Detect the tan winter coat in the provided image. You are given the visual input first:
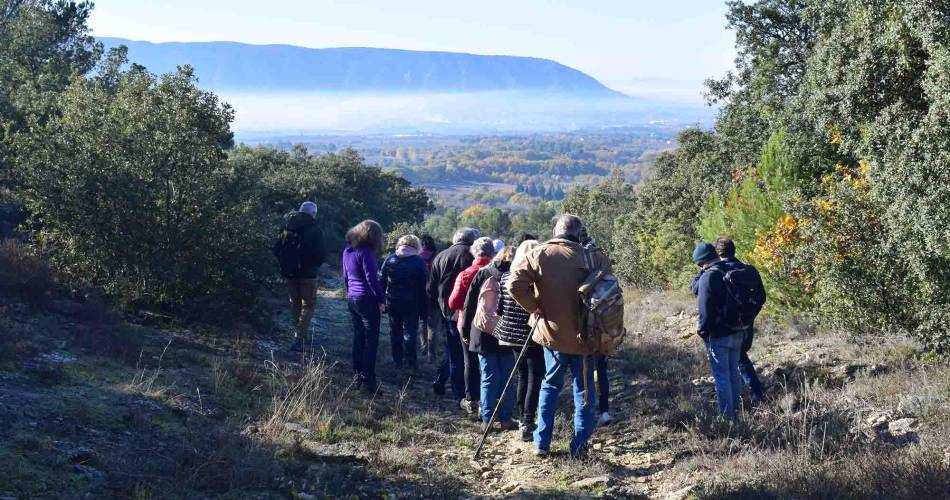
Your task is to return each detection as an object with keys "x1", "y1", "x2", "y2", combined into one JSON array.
[{"x1": 508, "y1": 238, "x2": 611, "y2": 355}]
